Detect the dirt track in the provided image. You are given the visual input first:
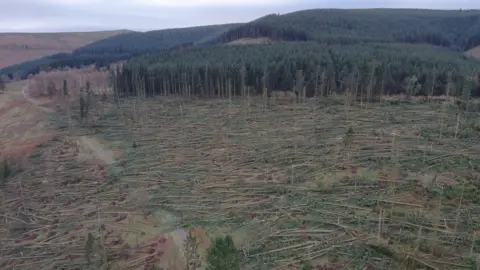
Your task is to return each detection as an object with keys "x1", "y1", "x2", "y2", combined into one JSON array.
[{"x1": 0, "y1": 81, "x2": 54, "y2": 159}]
